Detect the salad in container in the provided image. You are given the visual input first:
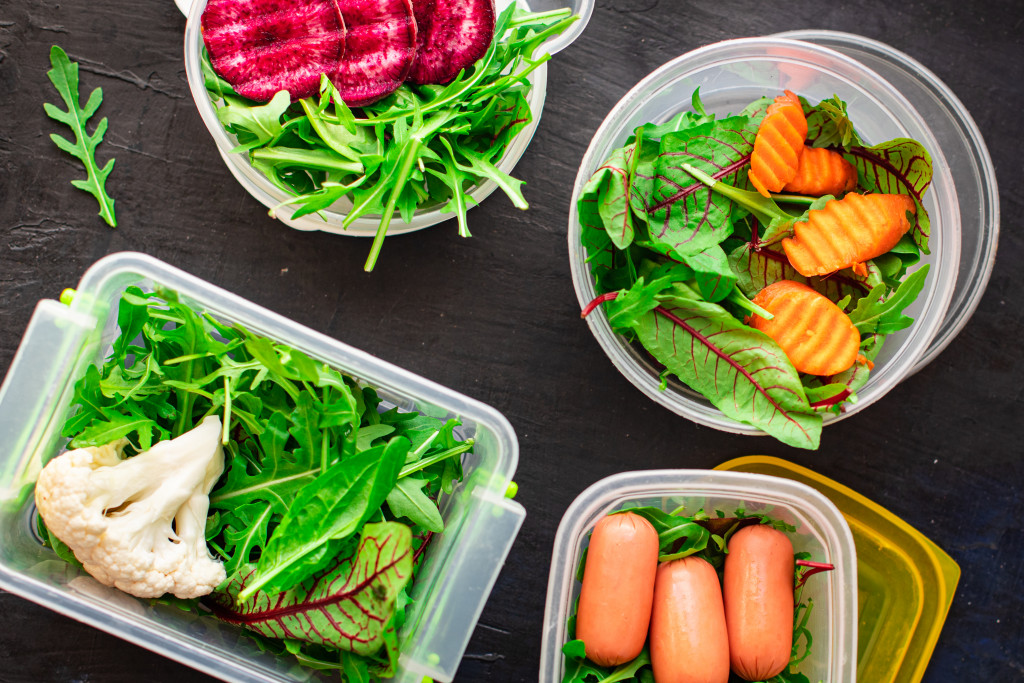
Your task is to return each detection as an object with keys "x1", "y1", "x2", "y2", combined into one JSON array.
[
  {"x1": 0, "y1": 252, "x2": 525, "y2": 683},
  {"x1": 568, "y1": 35, "x2": 988, "y2": 450},
  {"x1": 183, "y1": 0, "x2": 593, "y2": 270}
]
